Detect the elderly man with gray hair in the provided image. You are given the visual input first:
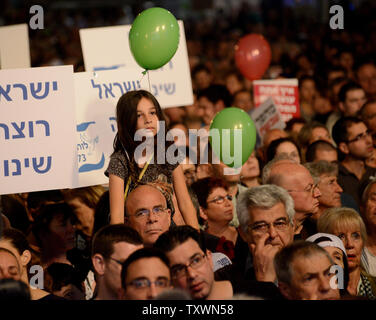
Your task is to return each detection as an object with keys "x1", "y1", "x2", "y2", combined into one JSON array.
[{"x1": 236, "y1": 184, "x2": 295, "y2": 283}]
